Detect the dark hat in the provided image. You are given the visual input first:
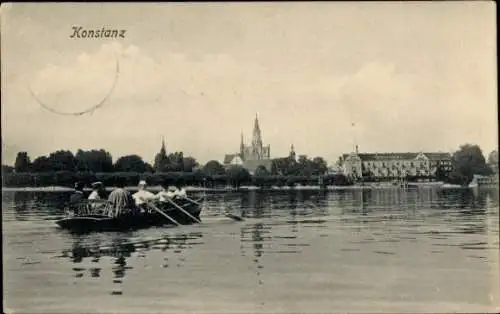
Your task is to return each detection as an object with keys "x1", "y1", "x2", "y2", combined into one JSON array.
[{"x1": 74, "y1": 182, "x2": 84, "y2": 190}]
